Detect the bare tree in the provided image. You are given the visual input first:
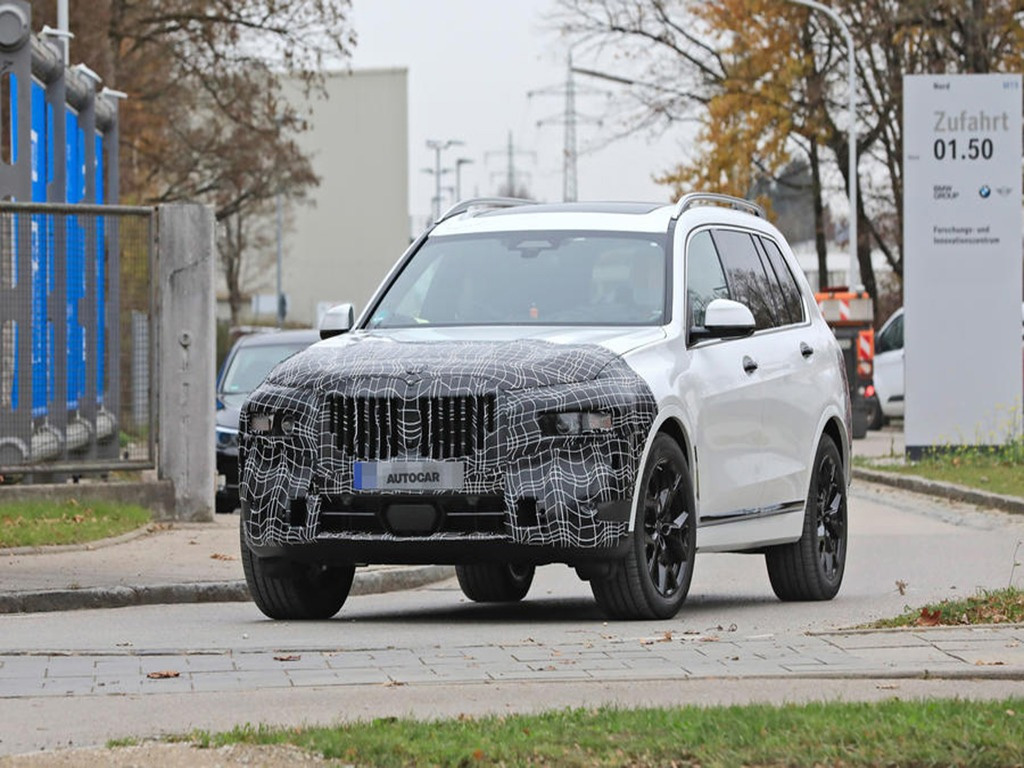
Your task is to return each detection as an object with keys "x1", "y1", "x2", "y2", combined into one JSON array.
[{"x1": 30, "y1": 0, "x2": 356, "y2": 322}]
